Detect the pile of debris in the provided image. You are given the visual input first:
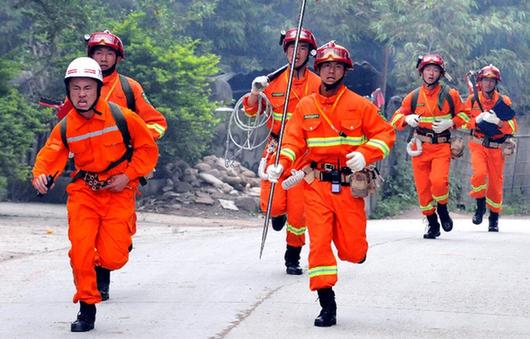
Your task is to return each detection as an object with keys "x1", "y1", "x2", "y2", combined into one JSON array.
[{"x1": 138, "y1": 155, "x2": 262, "y2": 216}]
